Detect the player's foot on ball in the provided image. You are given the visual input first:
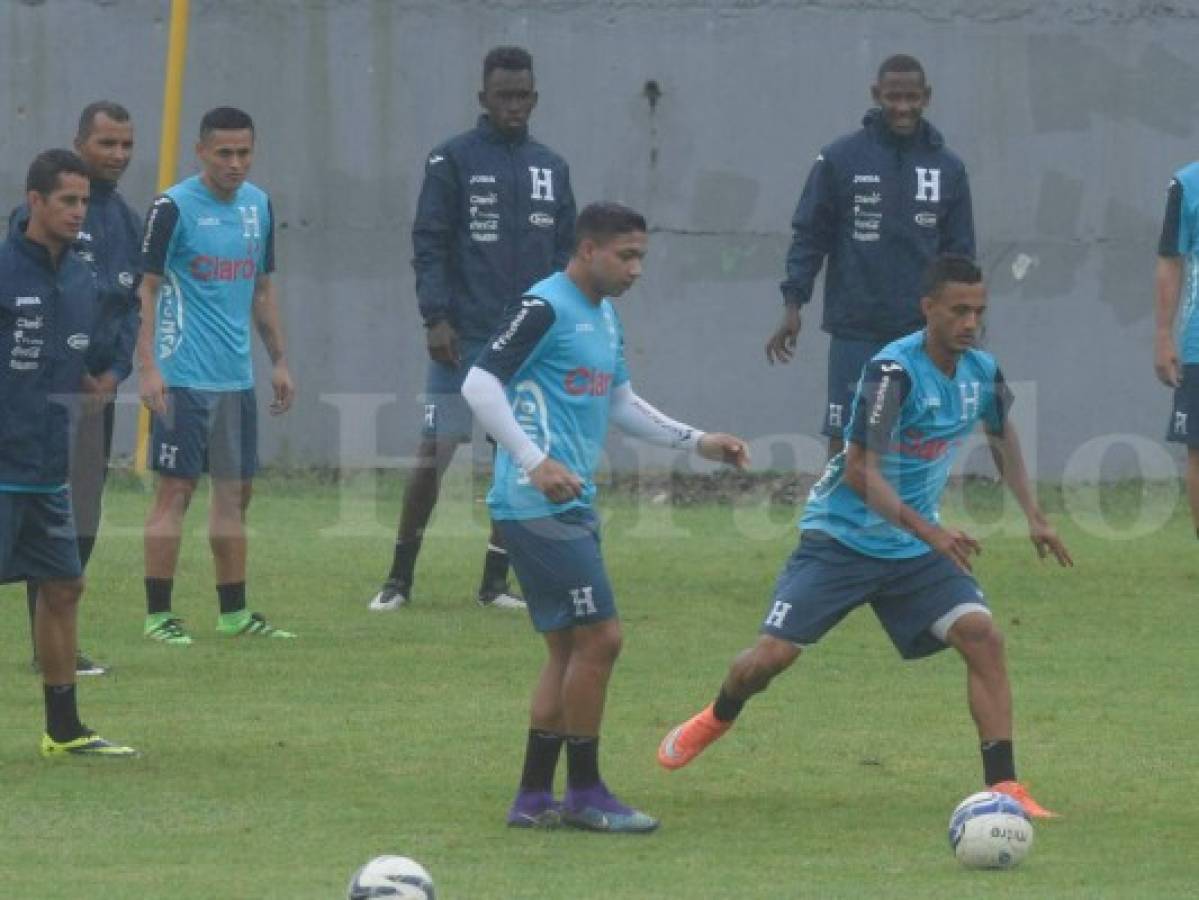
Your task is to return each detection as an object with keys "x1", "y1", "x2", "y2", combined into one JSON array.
[
  {"x1": 368, "y1": 579, "x2": 411, "y2": 611},
  {"x1": 562, "y1": 782, "x2": 659, "y2": 833},
  {"x1": 477, "y1": 582, "x2": 526, "y2": 610},
  {"x1": 41, "y1": 730, "x2": 140, "y2": 759},
  {"x1": 506, "y1": 790, "x2": 562, "y2": 829},
  {"x1": 217, "y1": 611, "x2": 296, "y2": 638},
  {"x1": 658, "y1": 703, "x2": 731, "y2": 770},
  {"x1": 991, "y1": 780, "x2": 1059, "y2": 819},
  {"x1": 144, "y1": 614, "x2": 193, "y2": 646}
]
